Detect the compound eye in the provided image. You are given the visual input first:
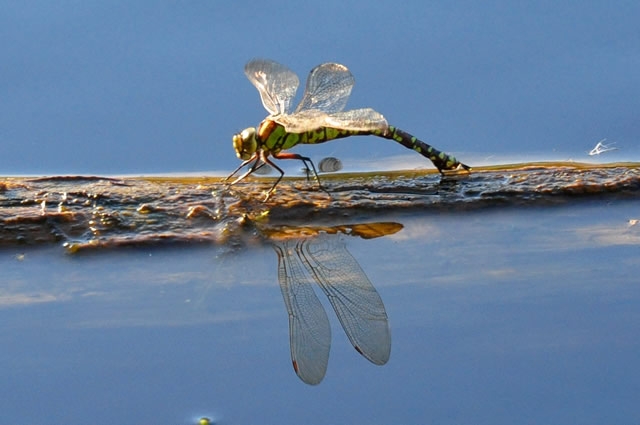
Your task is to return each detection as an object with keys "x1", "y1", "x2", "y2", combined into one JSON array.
[{"x1": 232, "y1": 128, "x2": 257, "y2": 160}]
